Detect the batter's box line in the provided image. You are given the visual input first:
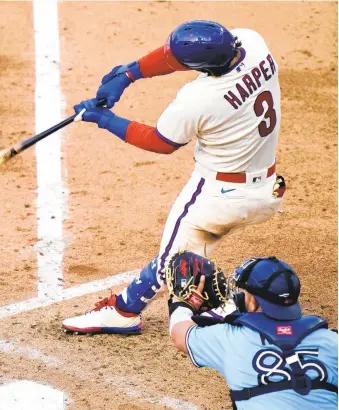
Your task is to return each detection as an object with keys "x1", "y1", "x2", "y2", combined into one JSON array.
[
  {"x1": 0, "y1": 339, "x2": 200, "y2": 410},
  {"x1": 0, "y1": 269, "x2": 139, "y2": 319}
]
